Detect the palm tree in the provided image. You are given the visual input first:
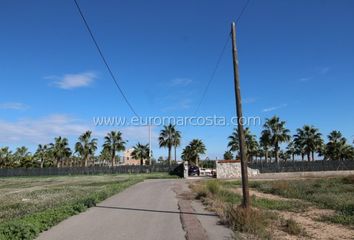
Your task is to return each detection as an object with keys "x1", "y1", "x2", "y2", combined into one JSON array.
[
  {"x1": 159, "y1": 124, "x2": 178, "y2": 165},
  {"x1": 223, "y1": 150, "x2": 233, "y2": 160},
  {"x1": 260, "y1": 131, "x2": 271, "y2": 163},
  {"x1": 75, "y1": 131, "x2": 98, "y2": 167},
  {"x1": 325, "y1": 130, "x2": 350, "y2": 160},
  {"x1": 228, "y1": 127, "x2": 258, "y2": 162},
  {"x1": 99, "y1": 147, "x2": 111, "y2": 166},
  {"x1": 293, "y1": 125, "x2": 322, "y2": 161},
  {"x1": 263, "y1": 116, "x2": 291, "y2": 163},
  {"x1": 173, "y1": 129, "x2": 181, "y2": 163},
  {"x1": 103, "y1": 131, "x2": 126, "y2": 167},
  {"x1": 49, "y1": 137, "x2": 71, "y2": 168},
  {"x1": 182, "y1": 139, "x2": 206, "y2": 166},
  {"x1": 14, "y1": 146, "x2": 33, "y2": 168},
  {"x1": 35, "y1": 144, "x2": 49, "y2": 168},
  {"x1": 0, "y1": 147, "x2": 13, "y2": 168},
  {"x1": 131, "y1": 143, "x2": 149, "y2": 165},
  {"x1": 286, "y1": 140, "x2": 296, "y2": 162}
]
